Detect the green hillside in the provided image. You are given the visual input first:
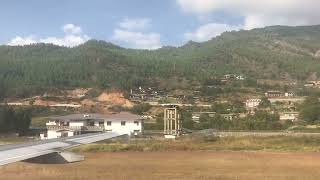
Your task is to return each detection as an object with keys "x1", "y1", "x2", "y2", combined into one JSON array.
[{"x1": 1, "y1": 25, "x2": 320, "y2": 99}]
